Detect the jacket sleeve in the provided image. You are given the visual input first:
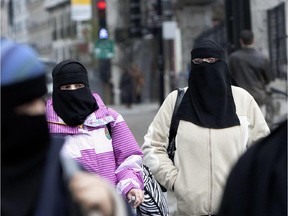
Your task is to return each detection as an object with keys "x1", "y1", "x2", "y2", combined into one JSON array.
[
  {"x1": 108, "y1": 109, "x2": 144, "y2": 197},
  {"x1": 141, "y1": 90, "x2": 179, "y2": 191},
  {"x1": 247, "y1": 97, "x2": 270, "y2": 147}
]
